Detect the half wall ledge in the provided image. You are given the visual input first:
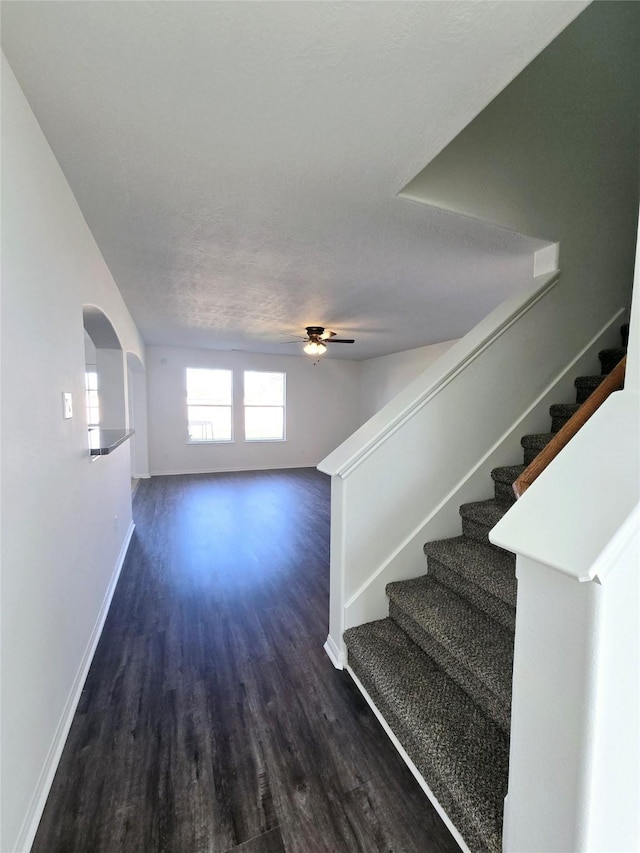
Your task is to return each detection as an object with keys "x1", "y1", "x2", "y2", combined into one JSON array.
[{"x1": 89, "y1": 428, "x2": 135, "y2": 456}]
